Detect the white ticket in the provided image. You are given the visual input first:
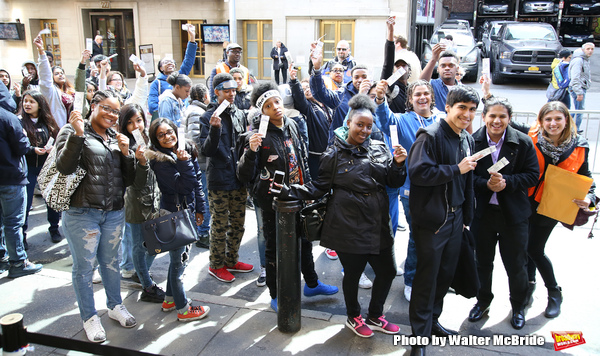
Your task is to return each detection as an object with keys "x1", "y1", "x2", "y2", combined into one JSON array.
[
  {"x1": 38, "y1": 28, "x2": 51, "y2": 36},
  {"x1": 473, "y1": 145, "x2": 496, "y2": 161},
  {"x1": 86, "y1": 38, "x2": 93, "y2": 52},
  {"x1": 487, "y1": 157, "x2": 509, "y2": 174},
  {"x1": 389, "y1": 125, "x2": 400, "y2": 147},
  {"x1": 258, "y1": 115, "x2": 270, "y2": 137},
  {"x1": 107, "y1": 53, "x2": 118, "y2": 60},
  {"x1": 44, "y1": 137, "x2": 54, "y2": 150},
  {"x1": 89, "y1": 62, "x2": 97, "y2": 71},
  {"x1": 131, "y1": 129, "x2": 145, "y2": 148},
  {"x1": 386, "y1": 67, "x2": 406, "y2": 86},
  {"x1": 73, "y1": 92, "x2": 85, "y2": 113},
  {"x1": 129, "y1": 54, "x2": 144, "y2": 67},
  {"x1": 214, "y1": 99, "x2": 230, "y2": 118},
  {"x1": 285, "y1": 51, "x2": 293, "y2": 64},
  {"x1": 178, "y1": 127, "x2": 185, "y2": 151},
  {"x1": 482, "y1": 58, "x2": 490, "y2": 77},
  {"x1": 181, "y1": 24, "x2": 189, "y2": 31}
]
